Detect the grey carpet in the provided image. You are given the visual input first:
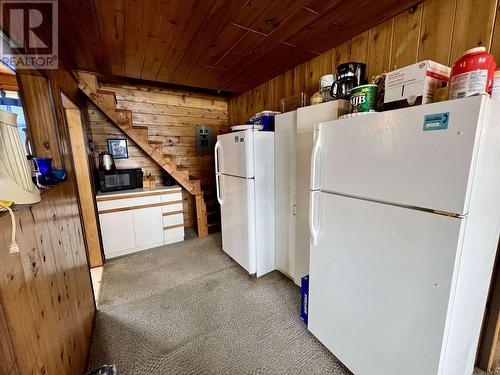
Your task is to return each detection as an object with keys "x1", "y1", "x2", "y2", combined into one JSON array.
[{"x1": 88, "y1": 233, "x2": 351, "y2": 374}]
